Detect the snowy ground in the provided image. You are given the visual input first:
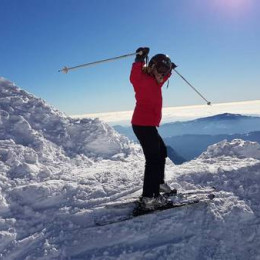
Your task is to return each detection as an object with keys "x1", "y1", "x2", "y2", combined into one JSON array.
[{"x1": 0, "y1": 77, "x2": 259, "y2": 260}]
